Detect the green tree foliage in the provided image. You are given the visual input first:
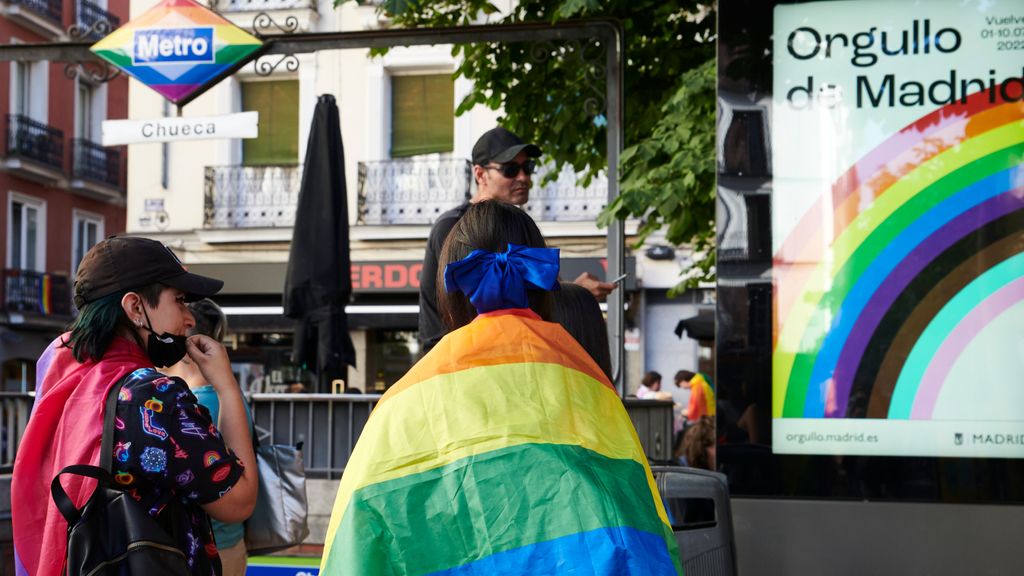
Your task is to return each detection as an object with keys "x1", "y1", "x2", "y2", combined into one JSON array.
[{"x1": 351, "y1": 0, "x2": 717, "y2": 289}]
